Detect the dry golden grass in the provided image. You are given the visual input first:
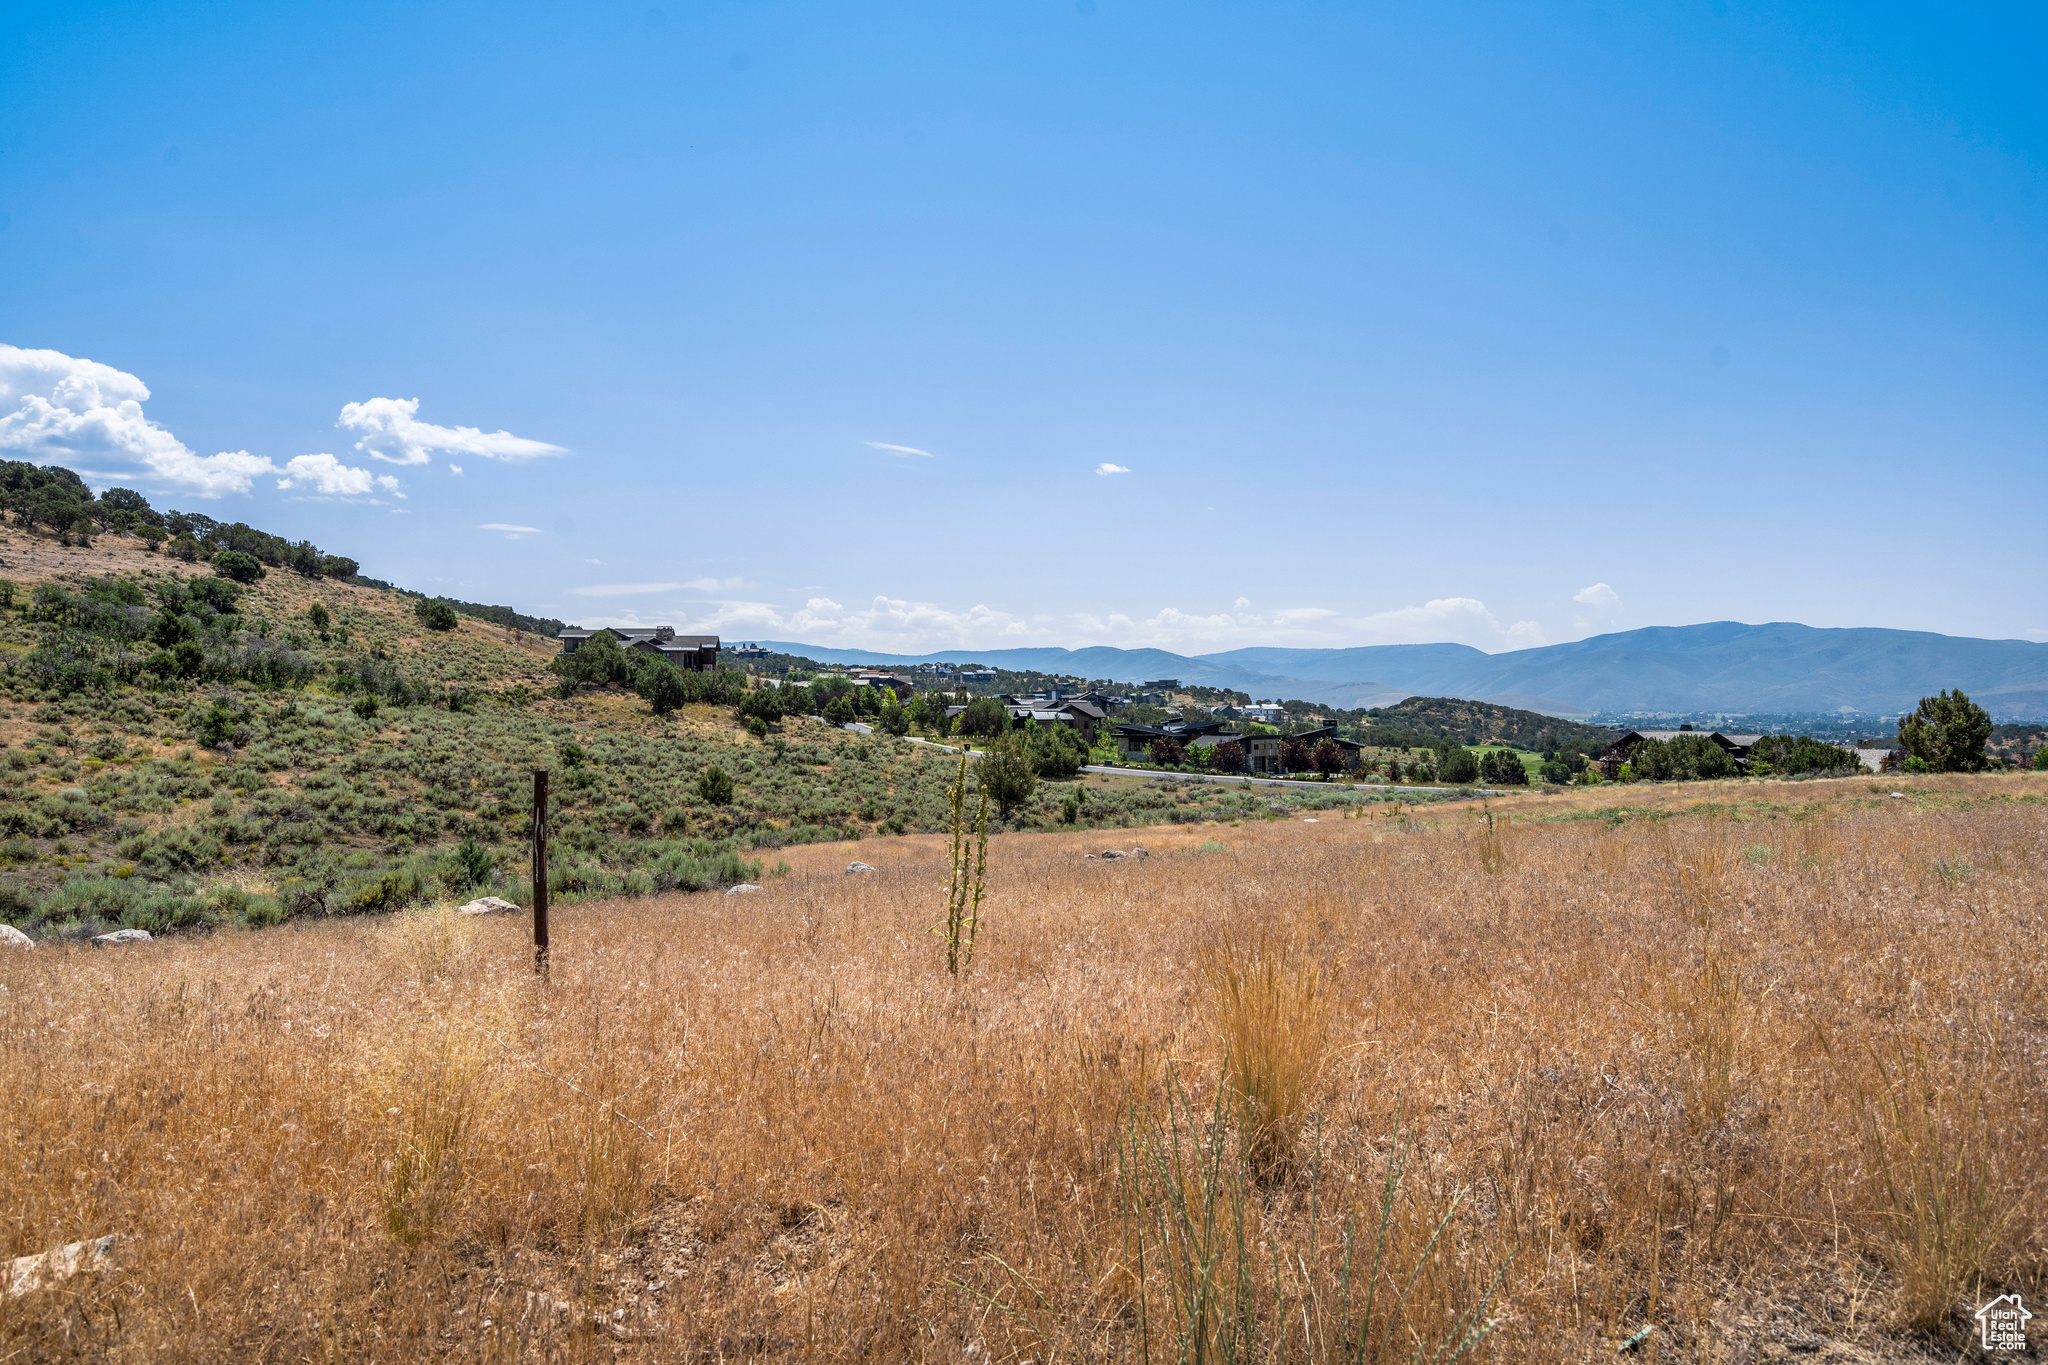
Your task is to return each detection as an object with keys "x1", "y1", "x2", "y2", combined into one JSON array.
[{"x1": 2, "y1": 774, "x2": 2045, "y2": 1361}]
